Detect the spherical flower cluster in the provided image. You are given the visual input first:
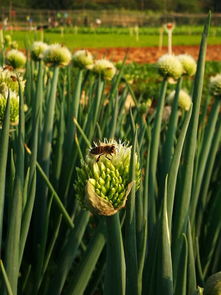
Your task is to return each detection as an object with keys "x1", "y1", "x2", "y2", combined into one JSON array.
[
  {"x1": 167, "y1": 89, "x2": 192, "y2": 111},
  {"x1": 157, "y1": 54, "x2": 183, "y2": 80},
  {"x1": 6, "y1": 49, "x2": 26, "y2": 70},
  {"x1": 204, "y1": 272, "x2": 221, "y2": 295},
  {"x1": 72, "y1": 50, "x2": 94, "y2": 70},
  {"x1": 178, "y1": 54, "x2": 197, "y2": 77},
  {"x1": 92, "y1": 59, "x2": 116, "y2": 81},
  {"x1": 209, "y1": 74, "x2": 221, "y2": 97},
  {"x1": 75, "y1": 139, "x2": 141, "y2": 216},
  {"x1": 0, "y1": 92, "x2": 19, "y2": 126},
  {"x1": 43, "y1": 44, "x2": 71, "y2": 67},
  {"x1": 31, "y1": 41, "x2": 48, "y2": 61}
]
